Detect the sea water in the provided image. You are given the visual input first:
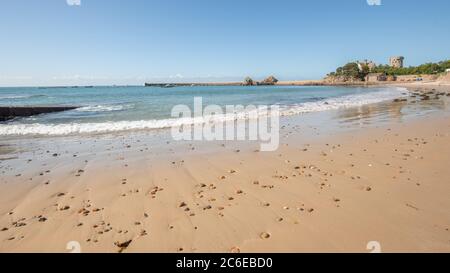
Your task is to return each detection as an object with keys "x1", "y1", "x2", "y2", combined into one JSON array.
[{"x1": 0, "y1": 85, "x2": 406, "y2": 136}]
